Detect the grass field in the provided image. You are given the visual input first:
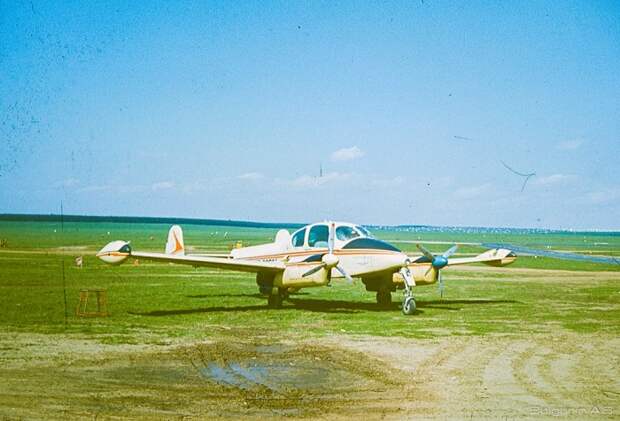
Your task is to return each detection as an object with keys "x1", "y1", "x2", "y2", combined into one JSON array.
[{"x1": 0, "y1": 220, "x2": 619, "y2": 419}]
